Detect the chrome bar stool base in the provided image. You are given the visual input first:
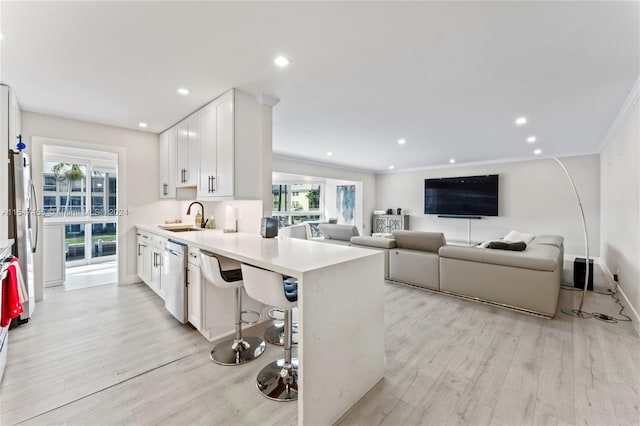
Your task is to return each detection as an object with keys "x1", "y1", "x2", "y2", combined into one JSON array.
[
  {"x1": 264, "y1": 324, "x2": 298, "y2": 346},
  {"x1": 264, "y1": 323, "x2": 285, "y2": 346},
  {"x1": 210, "y1": 336, "x2": 266, "y2": 366},
  {"x1": 256, "y1": 358, "x2": 299, "y2": 401}
]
